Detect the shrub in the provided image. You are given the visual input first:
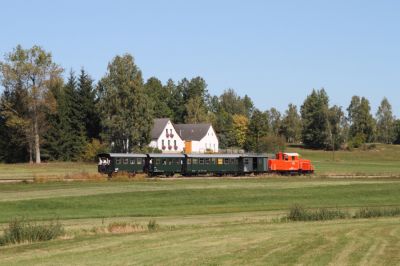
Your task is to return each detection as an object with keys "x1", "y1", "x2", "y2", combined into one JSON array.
[
  {"x1": 0, "y1": 218, "x2": 64, "y2": 246},
  {"x1": 354, "y1": 207, "x2": 400, "y2": 219},
  {"x1": 257, "y1": 135, "x2": 286, "y2": 153},
  {"x1": 147, "y1": 219, "x2": 159, "y2": 231},
  {"x1": 286, "y1": 205, "x2": 349, "y2": 221},
  {"x1": 81, "y1": 139, "x2": 108, "y2": 162}
]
